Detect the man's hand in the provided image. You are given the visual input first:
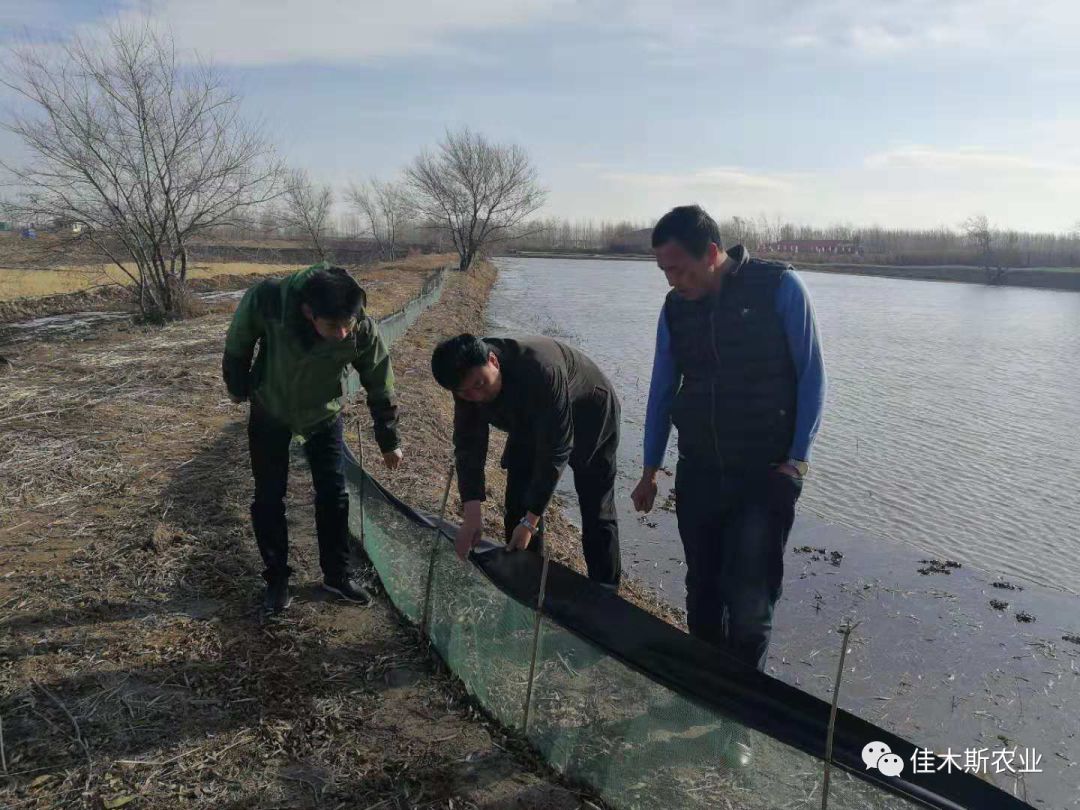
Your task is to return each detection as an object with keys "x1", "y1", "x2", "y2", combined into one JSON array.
[
  {"x1": 455, "y1": 521, "x2": 482, "y2": 560},
  {"x1": 507, "y1": 522, "x2": 535, "y2": 553},
  {"x1": 775, "y1": 461, "x2": 802, "y2": 480},
  {"x1": 382, "y1": 448, "x2": 403, "y2": 470},
  {"x1": 506, "y1": 512, "x2": 541, "y2": 552},
  {"x1": 631, "y1": 467, "x2": 659, "y2": 513},
  {"x1": 455, "y1": 500, "x2": 484, "y2": 561}
]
